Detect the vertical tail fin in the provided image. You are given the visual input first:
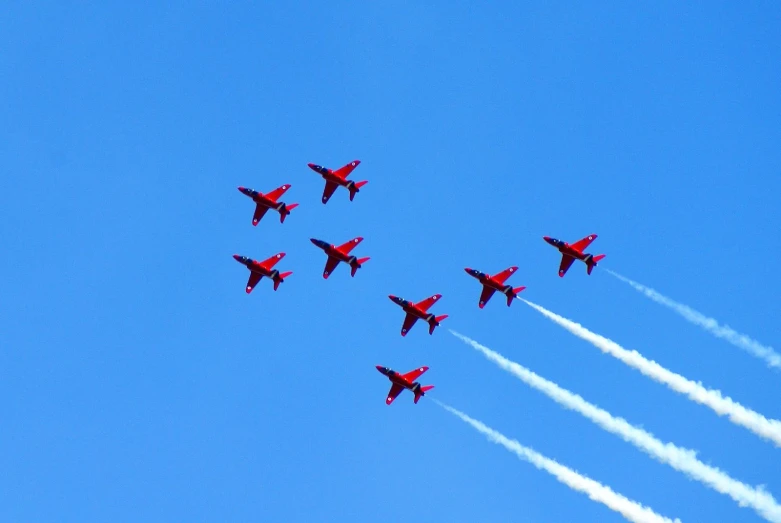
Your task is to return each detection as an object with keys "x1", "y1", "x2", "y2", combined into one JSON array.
[
  {"x1": 507, "y1": 286, "x2": 527, "y2": 306},
  {"x1": 350, "y1": 257, "x2": 370, "y2": 277},
  {"x1": 428, "y1": 315, "x2": 449, "y2": 334},
  {"x1": 414, "y1": 385, "x2": 435, "y2": 404},
  {"x1": 273, "y1": 271, "x2": 293, "y2": 290},
  {"x1": 279, "y1": 203, "x2": 298, "y2": 223},
  {"x1": 349, "y1": 180, "x2": 368, "y2": 201}
]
